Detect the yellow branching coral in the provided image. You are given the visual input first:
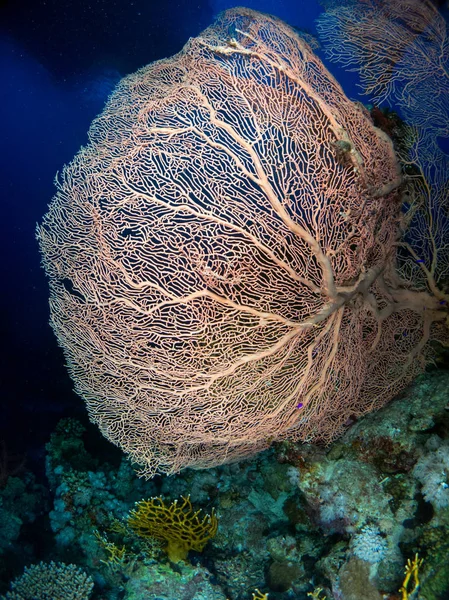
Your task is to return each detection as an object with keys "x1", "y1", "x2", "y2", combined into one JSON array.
[
  {"x1": 93, "y1": 530, "x2": 127, "y2": 566},
  {"x1": 127, "y1": 495, "x2": 218, "y2": 563},
  {"x1": 399, "y1": 553, "x2": 423, "y2": 600},
  {"x1": 252, "y1": 590, "x2": 269, "y2": 600},
  {"x1": 307, "y1": 588, "x2": 327, "y2": 599}
]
